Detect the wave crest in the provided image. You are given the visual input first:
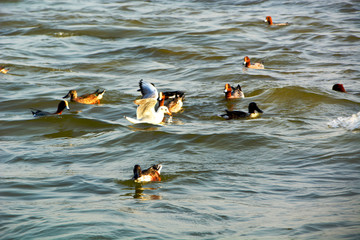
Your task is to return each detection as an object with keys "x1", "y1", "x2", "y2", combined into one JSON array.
[{"x1": 328, "y1": 112, "x2": 360, "y2": 131}]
